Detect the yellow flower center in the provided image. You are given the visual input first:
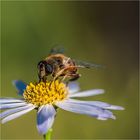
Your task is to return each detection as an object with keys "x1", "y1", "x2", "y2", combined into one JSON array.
[{"x1": 23, "y1": 80, "x2": 68, "y2": 106}]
